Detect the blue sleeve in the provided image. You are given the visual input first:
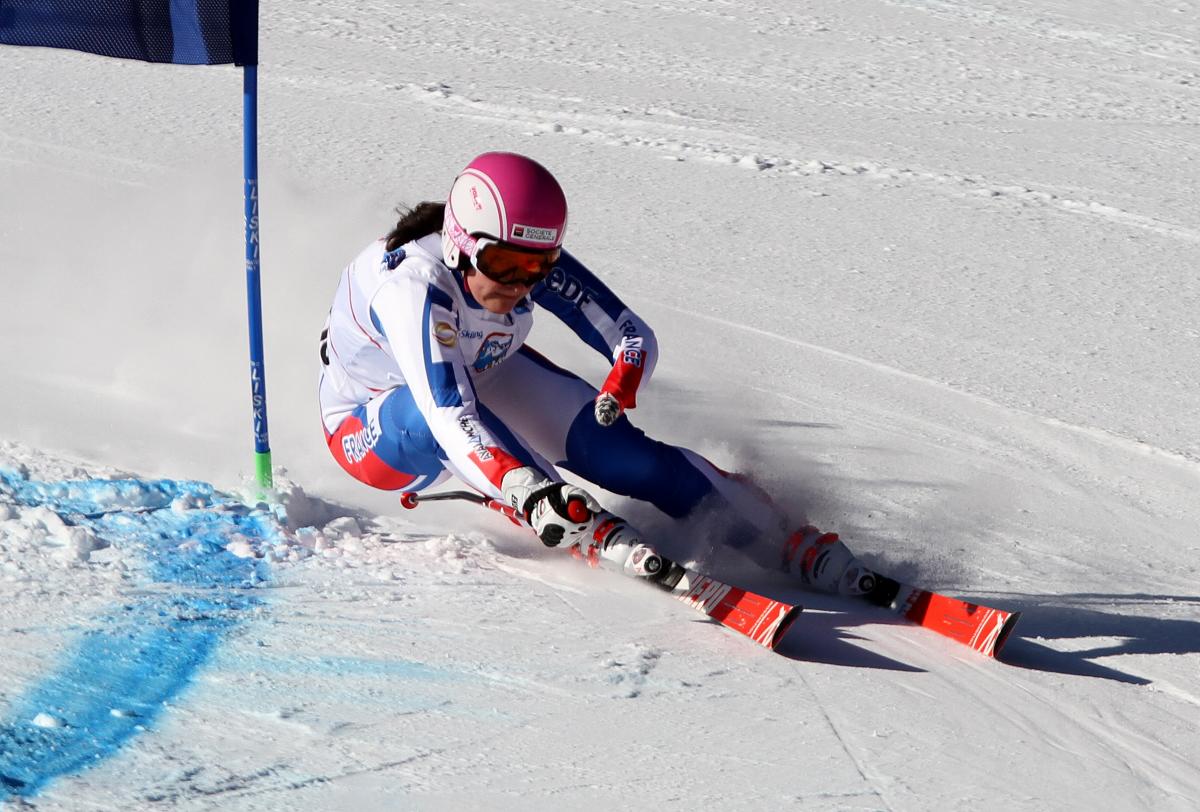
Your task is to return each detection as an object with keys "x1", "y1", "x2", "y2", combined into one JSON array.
[{"x1": 531, "y1": 250, "x2": 631, "y2": 360}]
